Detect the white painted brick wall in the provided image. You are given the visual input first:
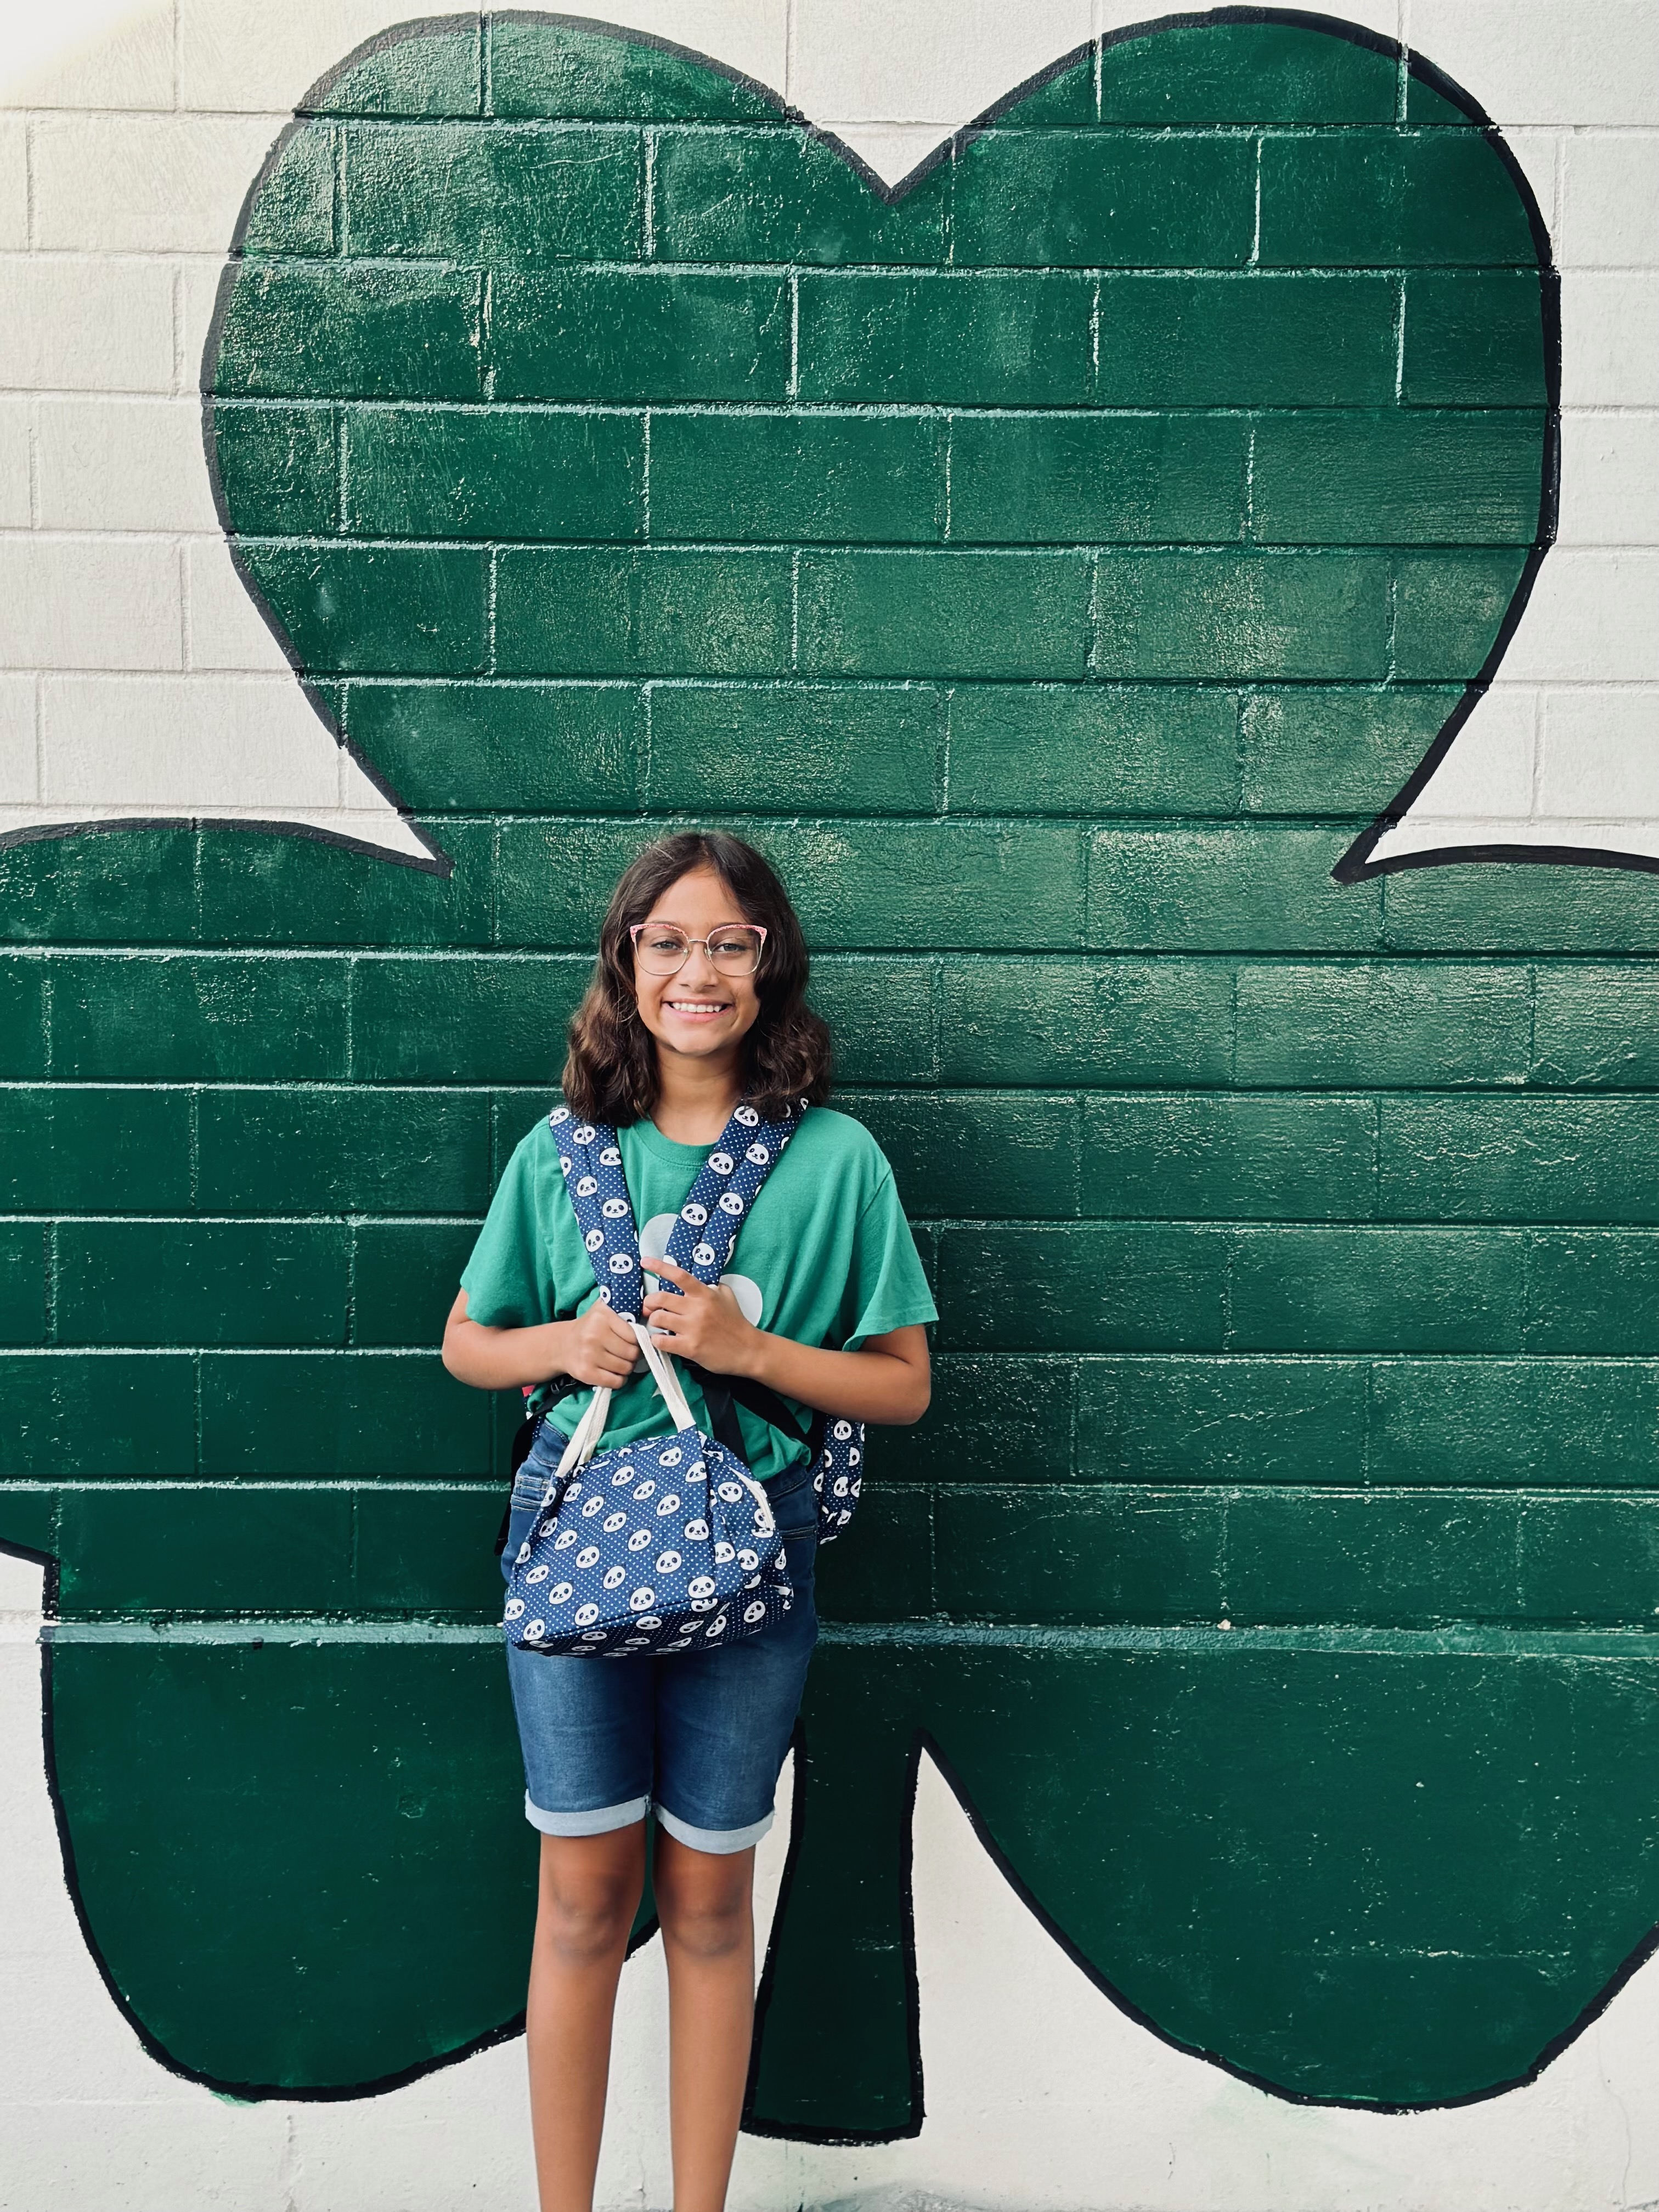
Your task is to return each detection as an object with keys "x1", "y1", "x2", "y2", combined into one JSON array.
[{"x1": 6, "y1": 4, "x2": 1659, "y2": 2205}]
